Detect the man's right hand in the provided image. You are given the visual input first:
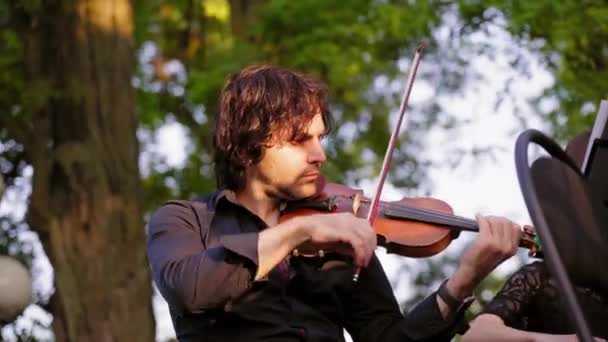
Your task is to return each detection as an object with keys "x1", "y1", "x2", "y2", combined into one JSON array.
[
  {"x1": 255, "y1": 212, "x2": 376, "y2": 281},
  {"x1": 297, "y1": 212, "x2": 377, "y2": 268}
]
